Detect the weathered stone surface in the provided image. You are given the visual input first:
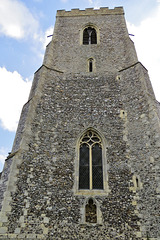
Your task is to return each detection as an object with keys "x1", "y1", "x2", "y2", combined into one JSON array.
[{"x1": 0, "y1": 7, "x2": 159, "y2": 239}]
